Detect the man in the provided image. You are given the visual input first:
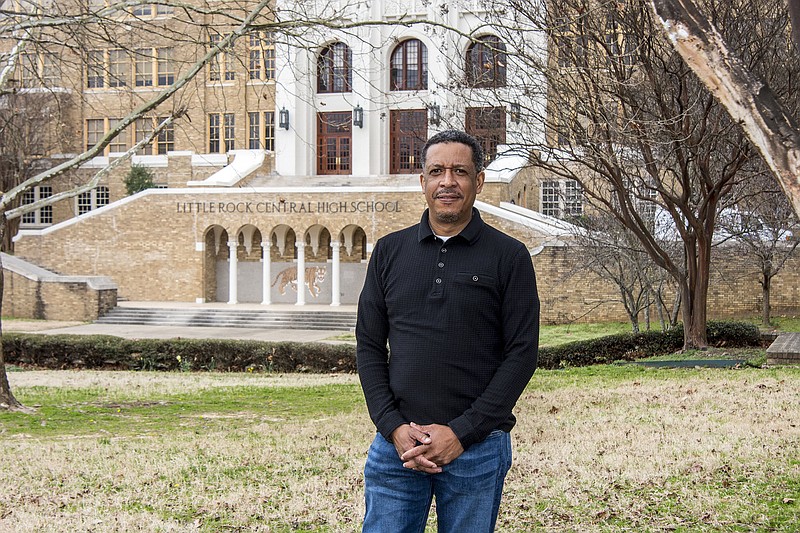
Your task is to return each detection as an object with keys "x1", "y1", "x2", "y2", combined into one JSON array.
[{"x1": 356, "y1": 129, "x2": 540, "y2": 532}]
